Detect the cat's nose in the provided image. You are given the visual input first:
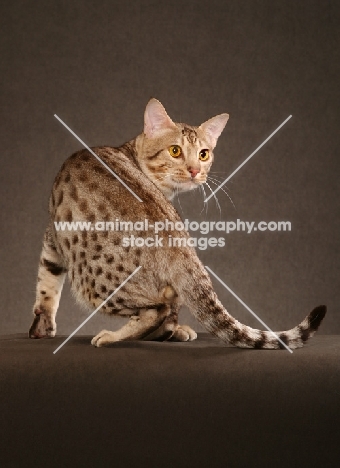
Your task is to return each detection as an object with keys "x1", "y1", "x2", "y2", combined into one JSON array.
[{"x1": 188, "y1": 167, "x2": 200, "y2": 178}]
